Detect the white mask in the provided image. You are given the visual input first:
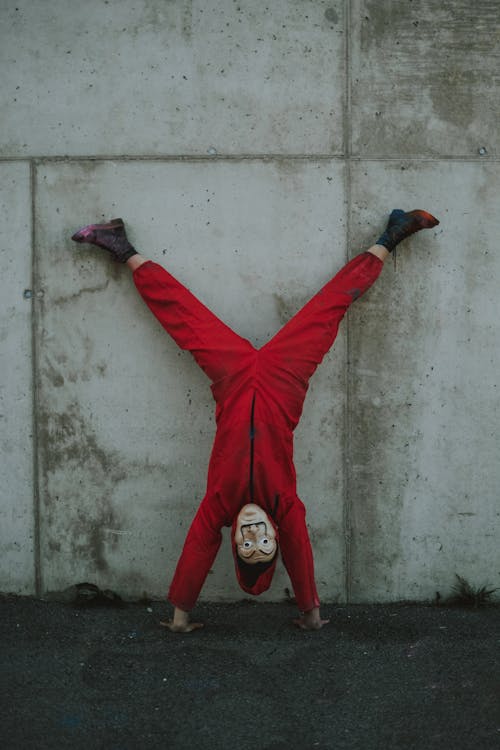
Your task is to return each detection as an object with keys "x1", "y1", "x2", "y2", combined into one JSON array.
[{"x1": 234, "y1": 503, "x2": 277, "y2": 564}]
